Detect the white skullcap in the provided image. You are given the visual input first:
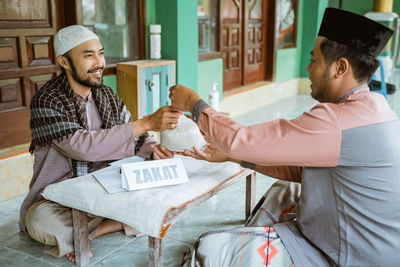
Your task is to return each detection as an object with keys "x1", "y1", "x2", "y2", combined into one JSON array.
[{"x1": 54, "y1": 25, "x2": 99, "y2": 57}]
